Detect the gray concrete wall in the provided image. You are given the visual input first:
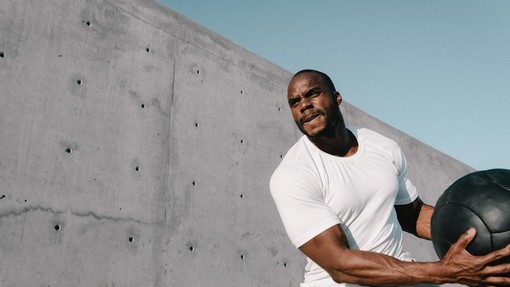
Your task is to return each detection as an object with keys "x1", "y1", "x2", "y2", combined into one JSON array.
[{"x1": 0, "y1": 0, "x2": 472, "y2": 286}]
